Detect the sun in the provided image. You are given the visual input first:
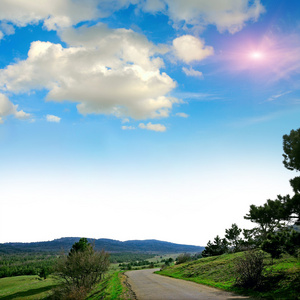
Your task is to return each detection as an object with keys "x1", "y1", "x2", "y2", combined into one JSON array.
[{"x1": 250, "y1": 51, "x2": 263, "y2": 59}]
